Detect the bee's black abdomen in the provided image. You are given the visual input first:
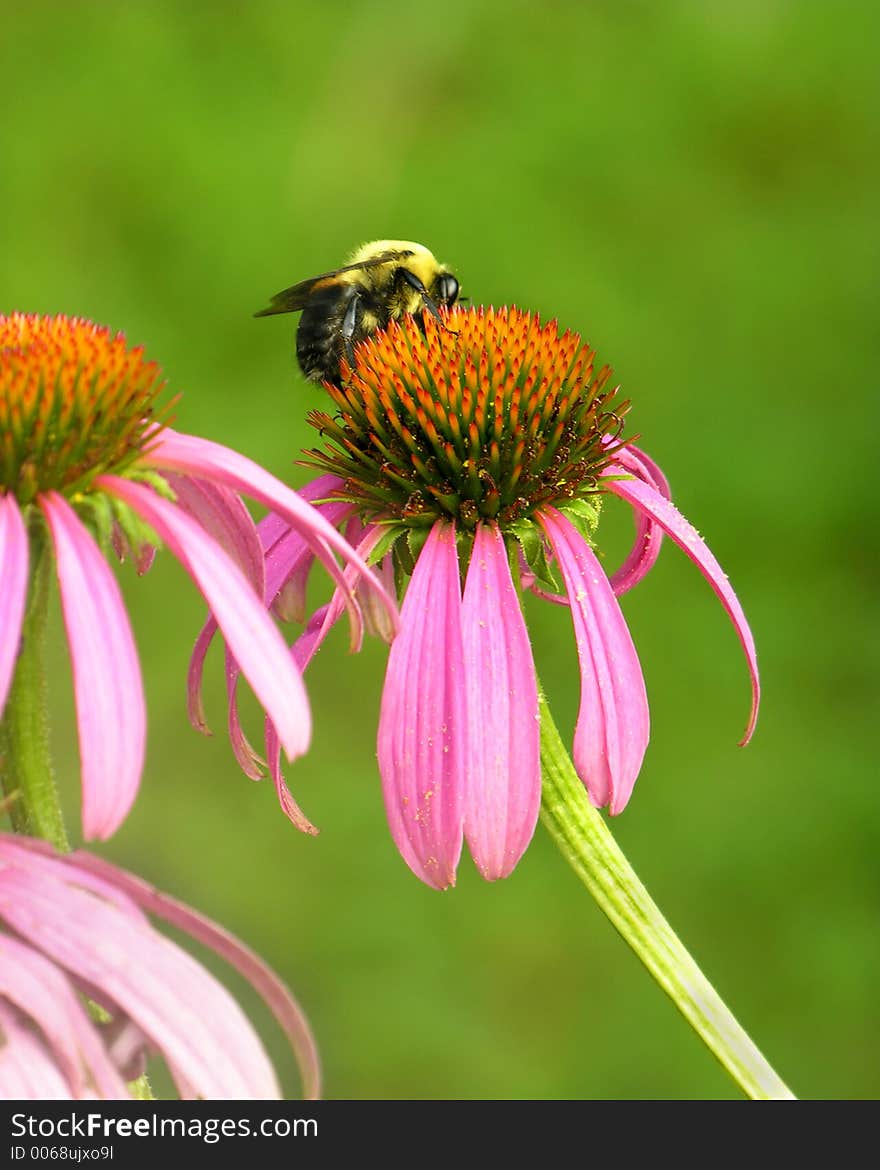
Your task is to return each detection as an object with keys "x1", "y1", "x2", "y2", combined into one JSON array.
[{"x1": 296, "y1": 284, "x2": 349, "y2": 385}]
